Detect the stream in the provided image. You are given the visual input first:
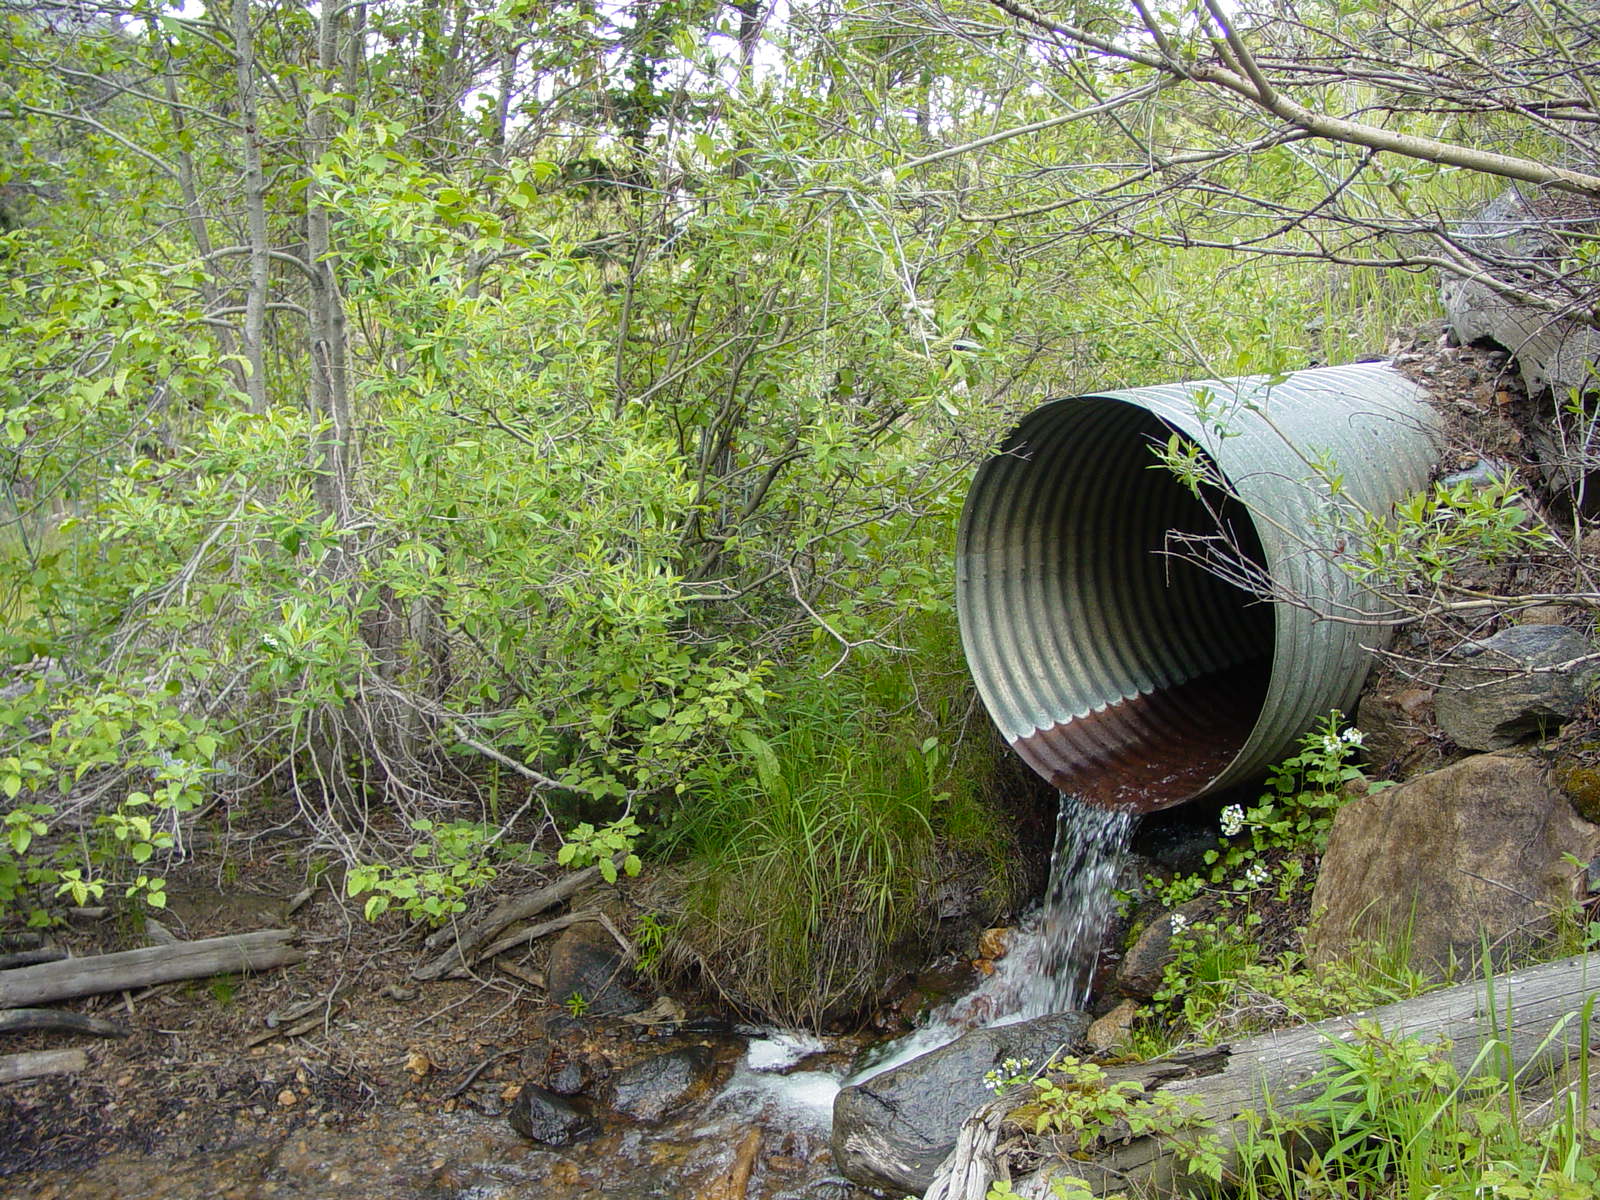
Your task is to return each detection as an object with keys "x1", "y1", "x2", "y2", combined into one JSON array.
[{"x1": 10, "y1": 795, "x2": 1136, "y2": 1200}]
